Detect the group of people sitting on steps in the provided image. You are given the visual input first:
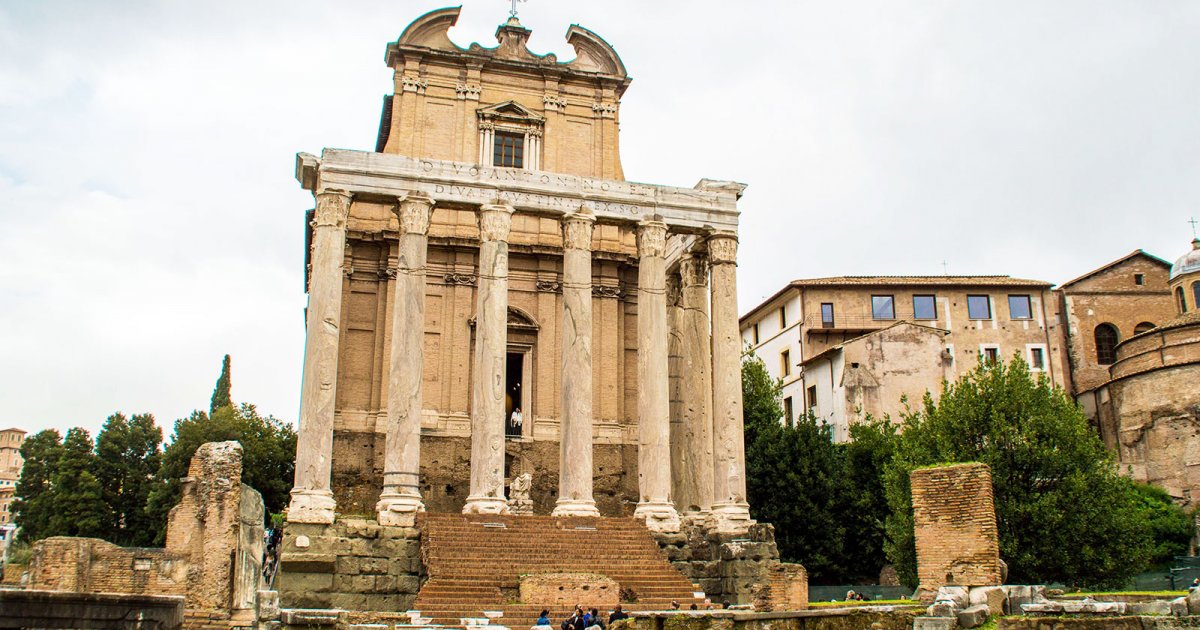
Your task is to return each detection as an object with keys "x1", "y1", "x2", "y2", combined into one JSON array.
[{"x1": 536, "y1": 604, "x2": 628, "y2": 630}]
